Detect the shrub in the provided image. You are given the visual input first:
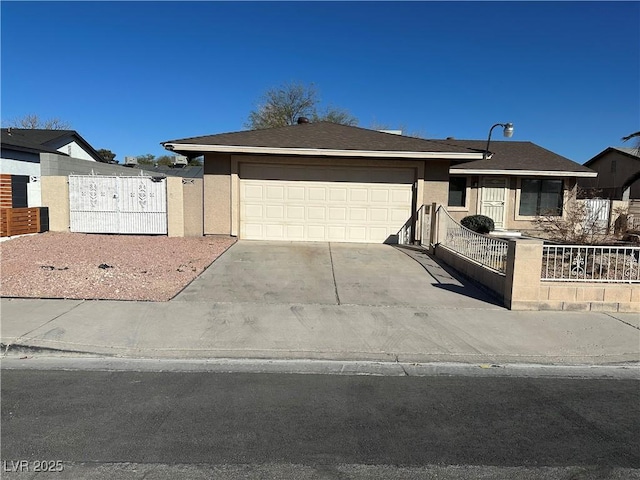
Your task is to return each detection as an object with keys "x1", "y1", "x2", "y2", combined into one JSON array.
[{"x1": 461, "y1": 215, "x2": 495, "y2": 234}]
